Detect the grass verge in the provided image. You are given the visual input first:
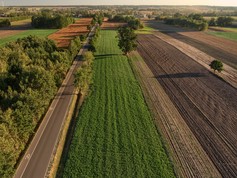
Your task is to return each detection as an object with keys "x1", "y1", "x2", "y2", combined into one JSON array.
[{"x1": 61, "y1": 30, "x2": 175, "y2": 178}]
